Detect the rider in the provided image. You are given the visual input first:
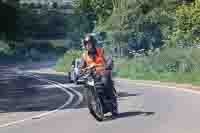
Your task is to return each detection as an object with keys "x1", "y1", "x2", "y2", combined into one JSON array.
[{"x1": 79, "y1": 34, "x2": 116, "y2": 102}]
